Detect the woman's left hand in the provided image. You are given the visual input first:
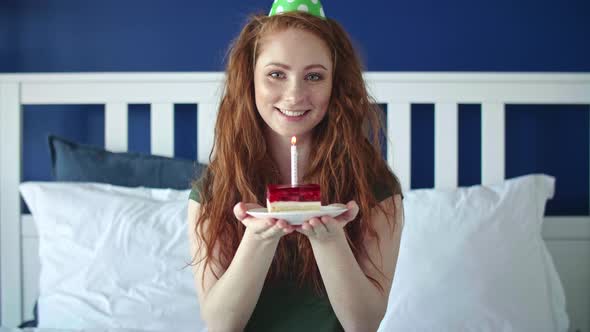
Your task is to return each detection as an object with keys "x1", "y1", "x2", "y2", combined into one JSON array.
[{"x1": 295, "y1": 201, "x2": 359, "y2": 242}]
